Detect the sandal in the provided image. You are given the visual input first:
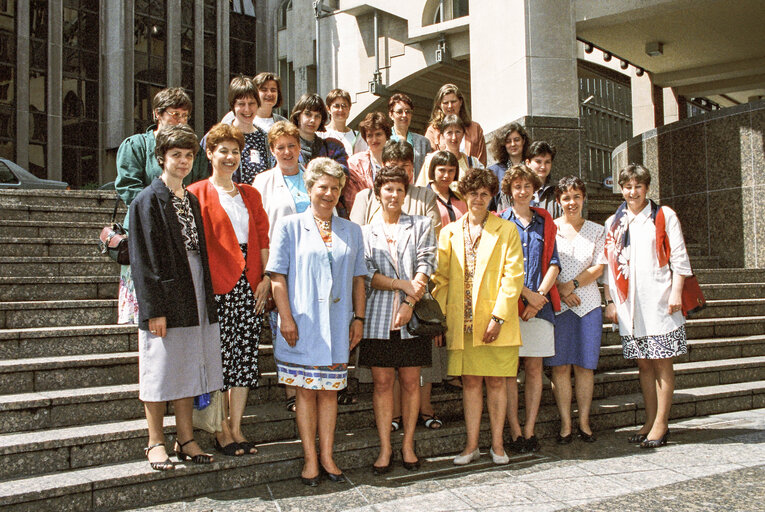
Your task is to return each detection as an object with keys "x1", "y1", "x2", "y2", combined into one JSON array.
[
  {"x1": 238, "y1": 441, "x2": 258, "y2": 455},
  {"x1": 443, "y1": 377, "x2": 463, "y2": 392},
  {"x1": 145, "y1": 443, "x2": 175, "y2": 471},
  {"x1": 214, "y1": 439, "x2": 243, "y2": 456},
  {"x1": 391, "y1": 416, "x2": 402, "y2": 432},
  {"x1": 285, "y1": 396, "x2": 296, "y2": 413},
  {"x1": 418, "y1": 413, "x2": 443, "y2": 429},
  {"x1": 175, "y1": 439, "x2": 213, "y2": 464},
  {"x1": 337, "y1": 389, "x2": 358, "y2": 406}
]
